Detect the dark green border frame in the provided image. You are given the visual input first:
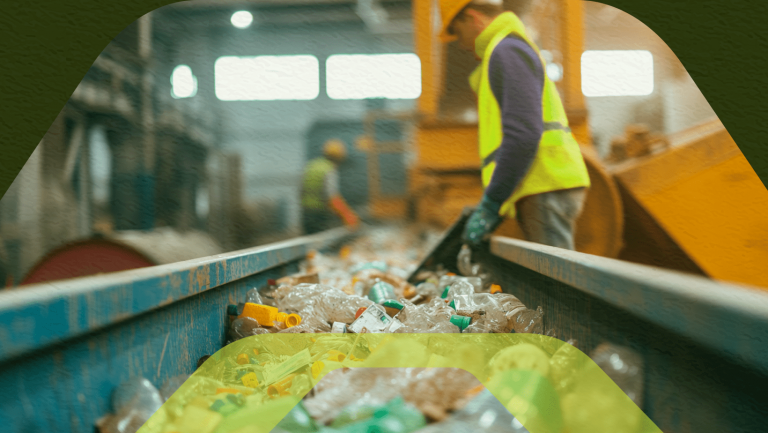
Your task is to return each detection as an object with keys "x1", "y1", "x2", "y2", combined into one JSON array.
[{"x1": 1, "y1": 0, "x2": 767, "y2": 198}]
